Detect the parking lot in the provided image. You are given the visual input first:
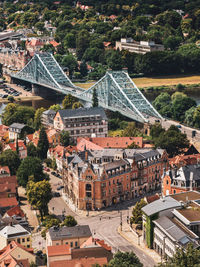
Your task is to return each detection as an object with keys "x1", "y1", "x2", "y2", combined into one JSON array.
[{"x1": 0, "y1": 81, "x2": 32, "y2": 99}]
